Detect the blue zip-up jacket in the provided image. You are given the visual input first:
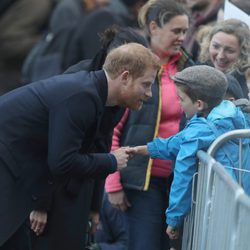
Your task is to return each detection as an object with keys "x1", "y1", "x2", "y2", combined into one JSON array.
[{"x1": 147, "y1": 100, "x2": 250, "y2": 227}]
